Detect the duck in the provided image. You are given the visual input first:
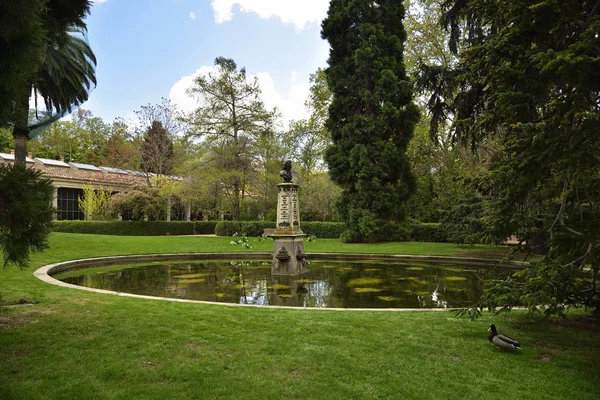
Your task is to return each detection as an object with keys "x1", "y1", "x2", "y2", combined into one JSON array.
[{"x1": 488, "y1": 324, "x2": 521, "y2": 352}]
